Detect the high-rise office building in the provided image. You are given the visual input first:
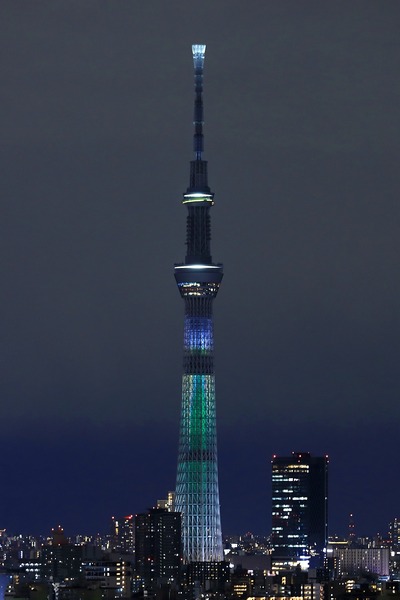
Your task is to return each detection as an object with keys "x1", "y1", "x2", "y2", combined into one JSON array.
[
  {"x1": 111, "y1": 515, "x2": 135, "y2": 554},
  {"x1": 41, "y1": 527, "x2": 83, "y2": 582},
  {"x1": 174, "y1": 45, "x2": 224, "y2": 565},
  {"x1": 135, "y1": 508, "x2": 181, "y2": 594},
  {"x1": 271, "y1": 452, "x2": 328, "y2": 571},
  {"x1": 389, "y1": 518, "x2": 400, "y2": 549}
]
